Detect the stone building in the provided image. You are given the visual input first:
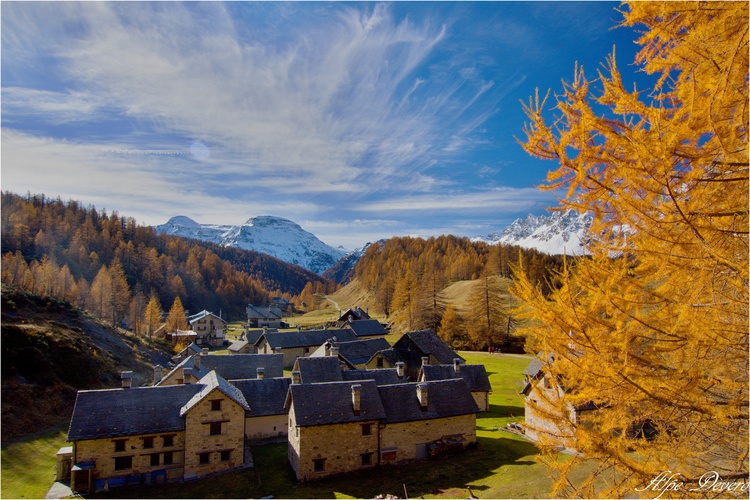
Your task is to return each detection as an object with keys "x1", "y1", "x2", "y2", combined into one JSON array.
[
  {"x1": 310, "y1": 338, "x2": 391, "y2": 369},
  {"x1": 232, "y1": 376, "x2": 292, "y2": 443},
  {"x1": 292, "y1": 355, "x2": 405, "y2": 385},
  {"x1": 419, "y1": 359, "x2": 492, "y2": 411},
  {"x1": 187, "y1": 310, "x2": 227, "y2": 347},
  {"x1": 156, "y1": 353, "x2": 283, "y2": 386},
  {"x1": 254, "y1": 329, "x2": 356, "y2": 368},
  {"x1": 365, "y1": 329, "x2": 464, "y2": 380},
  {"x1": 285, "y1": 377, "x2": 479, "y2": 482},
  {"x1": 66, "y1": 371, "x2": 250, "y2": 494}
]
